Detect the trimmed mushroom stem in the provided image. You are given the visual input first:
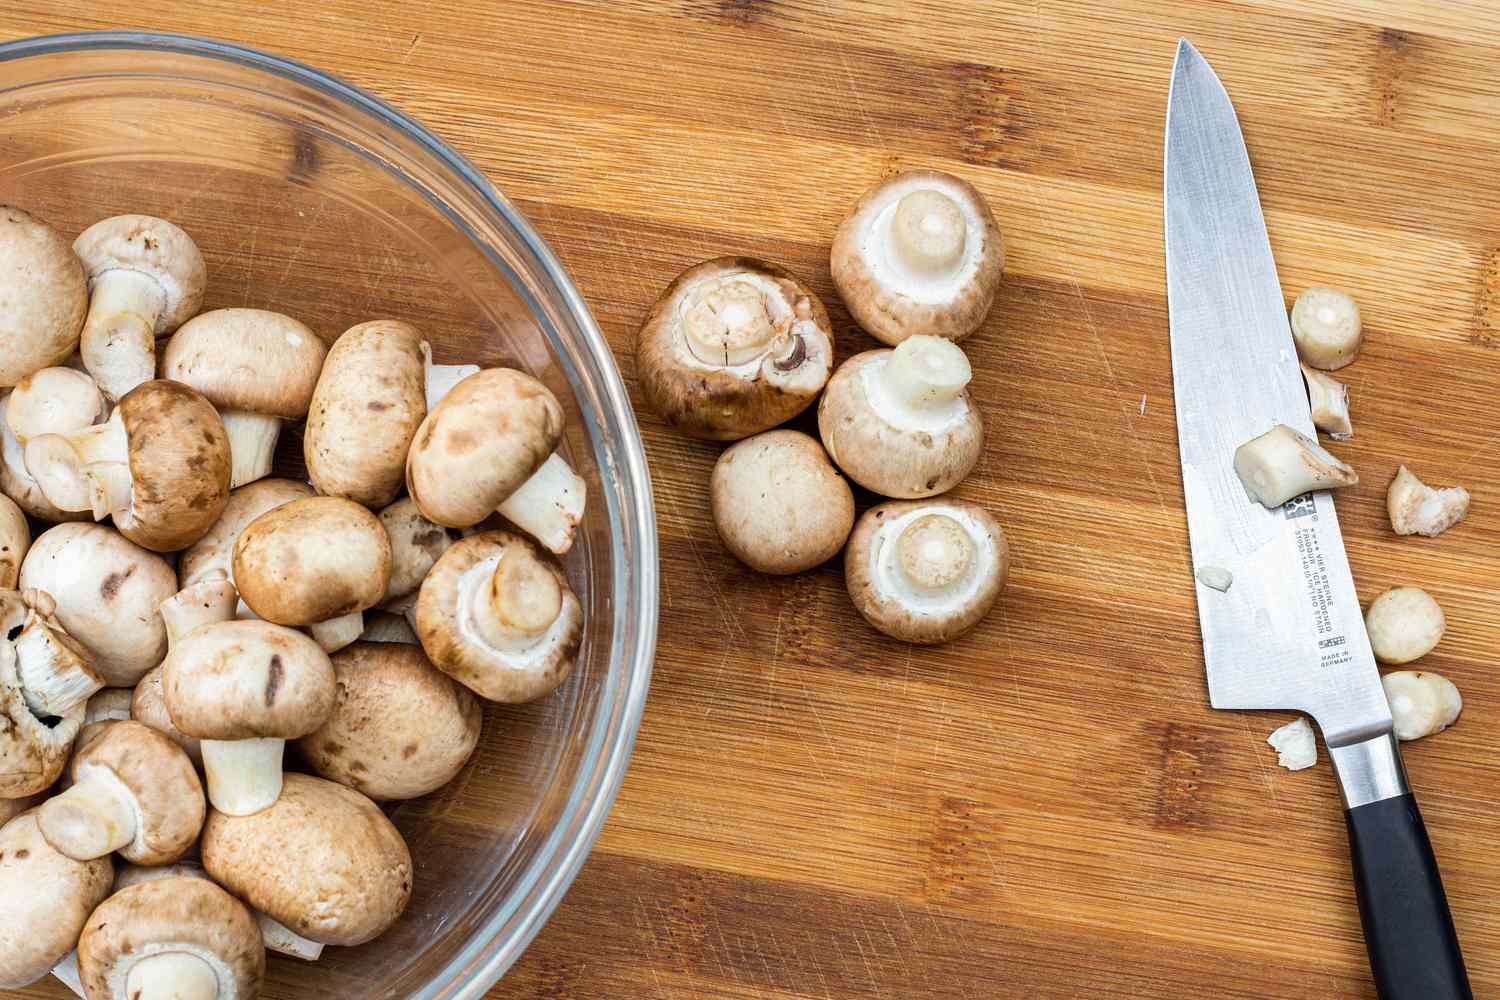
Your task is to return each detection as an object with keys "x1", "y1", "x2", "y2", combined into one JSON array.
[
  {"x1": 308, "y1": 611, "x2": 364, "y2": 653},
  {"x1": 872, "y1": 335, "x2": 973, "y2": 426},
  {"x1": 124, "y1": 952, "x2": 219, "y2": 1000},
  {"x1": 219, "y1": 410, "x2": 281, "y2": 489},
  {"x1": 1300, "y1": 364, "x2": 1353, "y2": 440},
  {"x1": 895, "y1": 514, "x2": 974, "y2": 592},
  {"x1": 421, "y1": 341, "x2": 481, "y2": 410},
  {"x1": 200, "y1": 737, "x2": 284, "y2": 816},
  {"x1": 257, "y1": 912, "x2": 325, "y2": 961},
  {"x1": 470, "y1": 545, "x2": 563, "y2": 651},
  {"x1": 38, "y1": 768, "x2": 137, "y2": 859},
  {"x1": 80, "y1": 269, "x2": 165, "y2": 402},
  {"x1": 1232, "y1": 424, "x2": 1358, "y2": 509},
  {"x1": 891, "y1": 189, "x2": 966, "y2": 275},
  {"x1": 160, "y1": 578, "x2": 239, "y2": 648},
  {"x1": 24, "y1": 408, "x2": 130, "y2": 518},
  {"x1": 497, "y1": 452, "x2": 586, "y2": 555},
  {"x1": 1382, "y1": 670, "x2": 1462, "y2": 742},
  {"x1": 681, "y1": 278, "x2": 779, "y2": 367}
]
